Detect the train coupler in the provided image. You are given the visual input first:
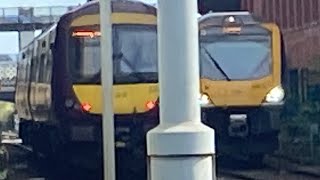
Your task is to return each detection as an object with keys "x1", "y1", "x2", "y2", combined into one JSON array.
[{"x1": 228, "y1": 114, "x2": 249, "y2": 138}]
